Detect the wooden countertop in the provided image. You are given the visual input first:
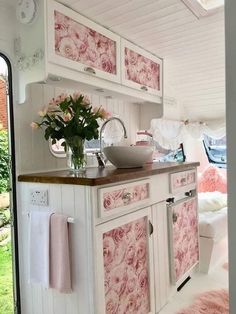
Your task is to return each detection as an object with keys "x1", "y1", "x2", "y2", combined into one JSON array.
[{"x1": 18, "y1": 162, "x2": 200, "y2": 186}]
